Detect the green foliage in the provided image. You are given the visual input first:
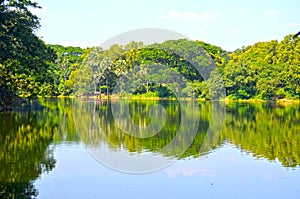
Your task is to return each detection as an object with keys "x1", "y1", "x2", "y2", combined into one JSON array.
[
  {"x1": 73, "y1": 63, "x2": 93, "y2": 96},
  {"x1": 110, "y1": 39, "x2": 223, "y2": 99},
  {"x1": 223, "y1": 35, "x2": 300, "y2": 100},
  {"x1": 0, "y1": 0, "x2": 56, "y2": 106},
  {"x1": 71, "y1": 35, "x2": 300, "y2": 100},
  {"x1": 47, "y1": 45, "x2": 84, "y2": 96},
  {"x1": 1, "y1": 2, "x2": 299, "y2": 104}
]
